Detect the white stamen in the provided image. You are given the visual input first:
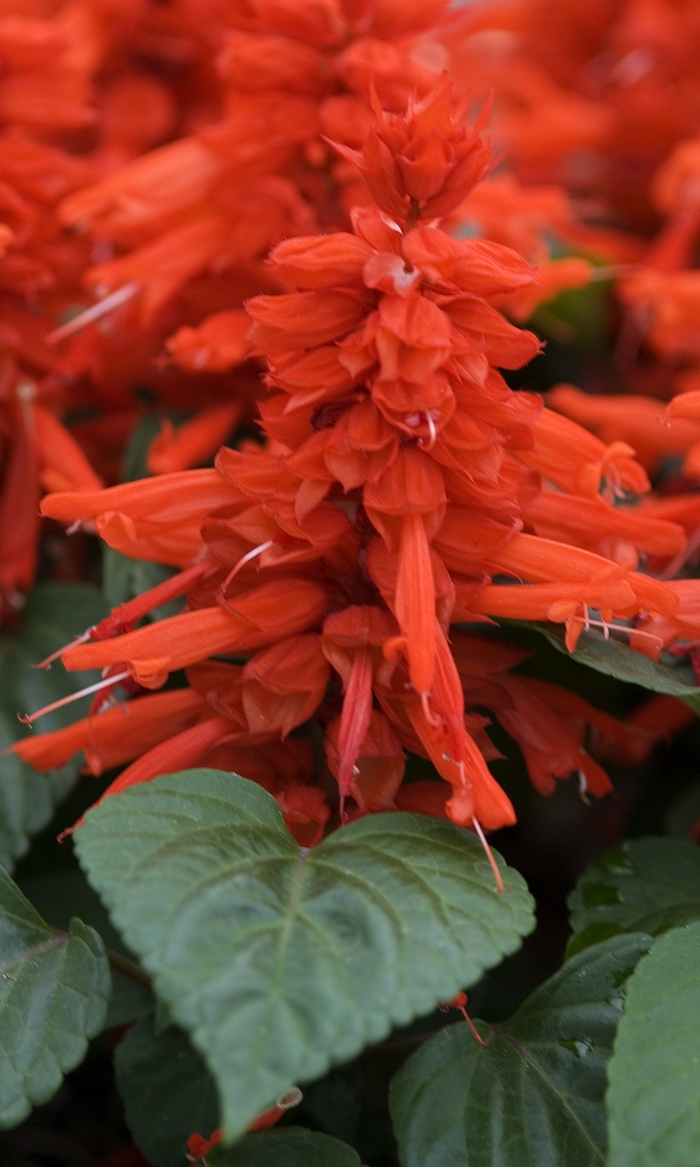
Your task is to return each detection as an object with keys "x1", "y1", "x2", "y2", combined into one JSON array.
[
  {"x1": 473, "y1": 817, "x2": 505, "y2": 894},
  {"x1": 18, "y1": 670, "x2": 131, "y2": 725},
  {"x1": 571, "y1": 614, "x2": 662, "y2": 649},
  {"x1": 219, "y1": 540, "x2": 273, "y2": 597},
  {"x1": 578, "y1": 769, "x2": 591, "y2": 804},
  {"x1": 47, "y1": 283, "x2": 140, "y2": 344}
]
